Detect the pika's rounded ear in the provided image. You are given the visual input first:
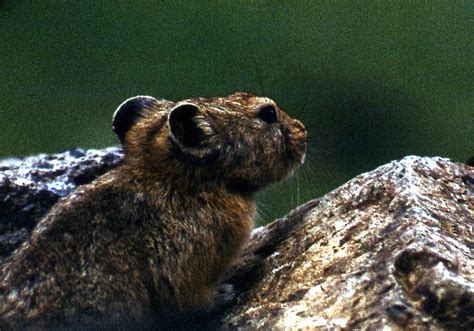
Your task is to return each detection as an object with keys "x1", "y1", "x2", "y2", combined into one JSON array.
[
  {"x1": 168, "y1": 103, "x2": 210, "y2": 150},
  {"x1": 113, "y1": 96, "x2": 158, "y2": 144}
]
